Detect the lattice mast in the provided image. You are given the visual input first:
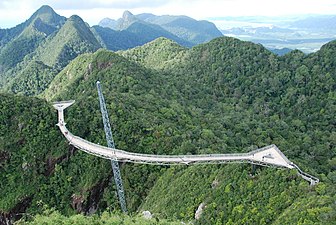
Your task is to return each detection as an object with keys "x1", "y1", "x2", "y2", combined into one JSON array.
[{"x1": 97, "y1": 81, "x2": 127, "y2": 213}]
